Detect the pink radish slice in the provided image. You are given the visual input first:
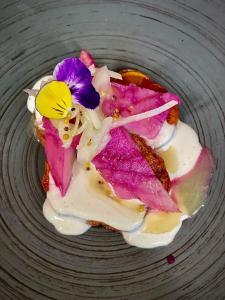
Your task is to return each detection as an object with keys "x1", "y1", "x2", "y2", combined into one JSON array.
[
  {"x1": 93, "y1": 127, "x2": 178, "y2": 212},
  {"x1": 79, "y1": 50, "x2": 96, "y2": 67},
  {"x1": 171, "y1": 148, "x2": 214, "y2": 215},
  {"x1": 92, "y1": 66, "x2": 113, "y2": 100},
  {"x1": 71, "y1": 134, "x2": 81, "y2": 149},
  {"x1": 101, "y1": 83, "x2": 181, "y2": 139},
  {"x1": 43, "y1": 118, "x2": 77, "y2": 196}
]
